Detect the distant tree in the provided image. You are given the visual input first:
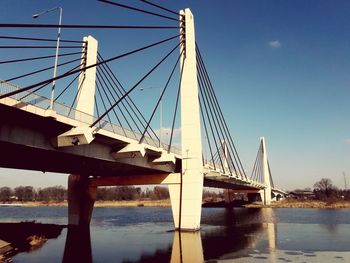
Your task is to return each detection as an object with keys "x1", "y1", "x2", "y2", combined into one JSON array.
[
  {"x1": 0, "y1": 187, "x2": 13, "y2": 202},
  {"x1": 14, "y1": 186, "x2": 25, "y2": 201},
  {"x1": 50, "y1": 186, "x2": 66, "y2": 201},
  {"x1": 96, "y1": 187, "x2": 110, "y2": 201},
  {"x1": 202, "y1": 189, "x2": 224, "y2": 202},
  {"x1": 153, "y1": 186, "x2": 169, "y2": 200},
  {"x1": 142, "y1": 188, "x2": 155, "y2": 199},
  {"x1": 37, "y1": 186, "x2": 66, "y2": 202},
  {"x1": 114, "y1": 186, "x2": 141, "y2": 200},
  {"x1": 342, "y1": 190, "x2": 350, "y2": 201},
  {"x1": 23, "y1": 186, "x2": 35, "y2": 201},
  {"x1": 337, "y1": 189, "x2": 350, "y2": 200},
  {"x1": 96, "y1": 186, "x2": 141, "y2": 201},
  {"x1": 313, "y1": 178, "x2": 338, "y2": 199},
  {"x1": 14, "y1": 186, "x2": 35, "y2": 201}
]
